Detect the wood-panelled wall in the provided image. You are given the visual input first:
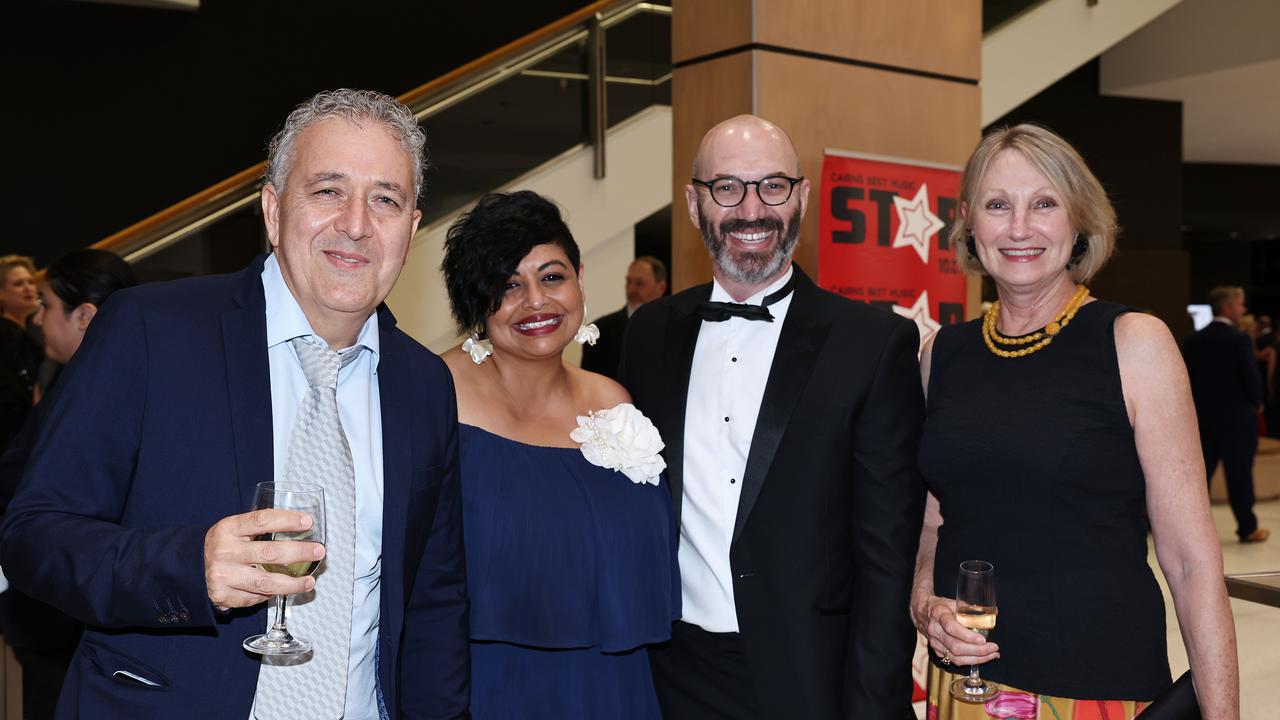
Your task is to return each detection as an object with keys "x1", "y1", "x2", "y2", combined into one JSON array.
[{"x1": 671, "y1": 0, "x2": 983, "y2": 294}]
